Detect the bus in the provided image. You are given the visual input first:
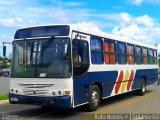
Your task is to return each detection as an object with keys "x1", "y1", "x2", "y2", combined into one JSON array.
[{"x1": 9, "y1": 24, "x2": 158, "y2": 111}]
